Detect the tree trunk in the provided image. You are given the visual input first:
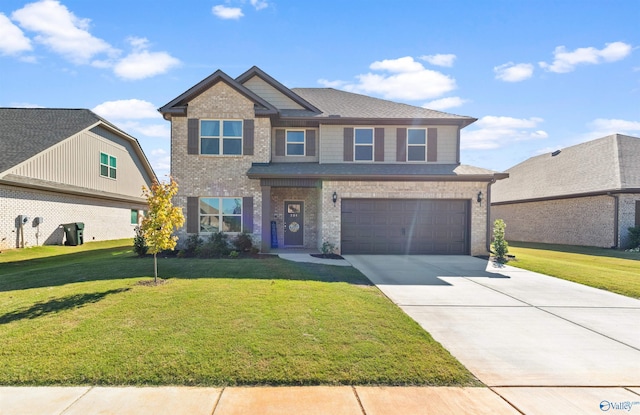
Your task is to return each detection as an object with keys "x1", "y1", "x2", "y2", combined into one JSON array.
[{"x1": 154, "y1": 252, "x2": 158, "y2": 284}]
